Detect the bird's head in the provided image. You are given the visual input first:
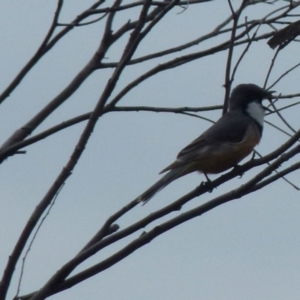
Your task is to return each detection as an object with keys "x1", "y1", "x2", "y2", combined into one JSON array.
[
  {"x1": 229, "y1": 83, "x2": 275, "y2": 127},
  {"x1": 229, "y1": 84, "x2": 274, "y2": 110}
]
